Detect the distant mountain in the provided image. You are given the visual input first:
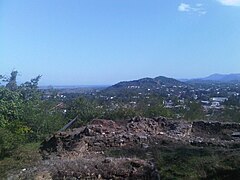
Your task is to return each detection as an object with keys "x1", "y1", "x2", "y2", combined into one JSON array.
[
  {"x1": 104, "y1": 76, "x2": 186, "y2": 93},
  {"x1": 203, "y1": 74, "x2": 240, "y2": 82},
  {"x1": 202, "y1": 74, "x2": 227, "y2": 81},
  {"x1": 188, "y1": 73, "x2": 240, "y2": 83}
]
